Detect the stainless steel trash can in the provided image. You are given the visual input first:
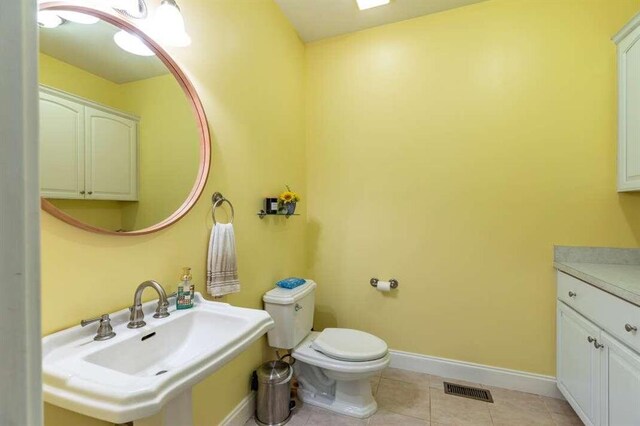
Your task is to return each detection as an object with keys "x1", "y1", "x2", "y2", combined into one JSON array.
[{"x1": 254, "y1": 360, "x2": 293, "y2": 426}]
